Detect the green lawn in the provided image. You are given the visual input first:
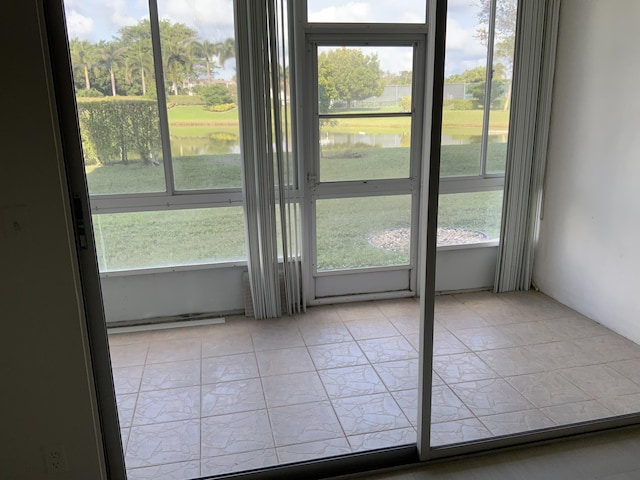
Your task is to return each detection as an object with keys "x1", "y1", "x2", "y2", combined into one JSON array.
[
  {"x1": 86, "y1": 105, "x2": 506, "y2": 271},
  {"x1": 93, "y1": 207, "x2": 246, "y2": 271},
  {"x1": 86, "y1": 144, "x2": 507, "y2": 194}
]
